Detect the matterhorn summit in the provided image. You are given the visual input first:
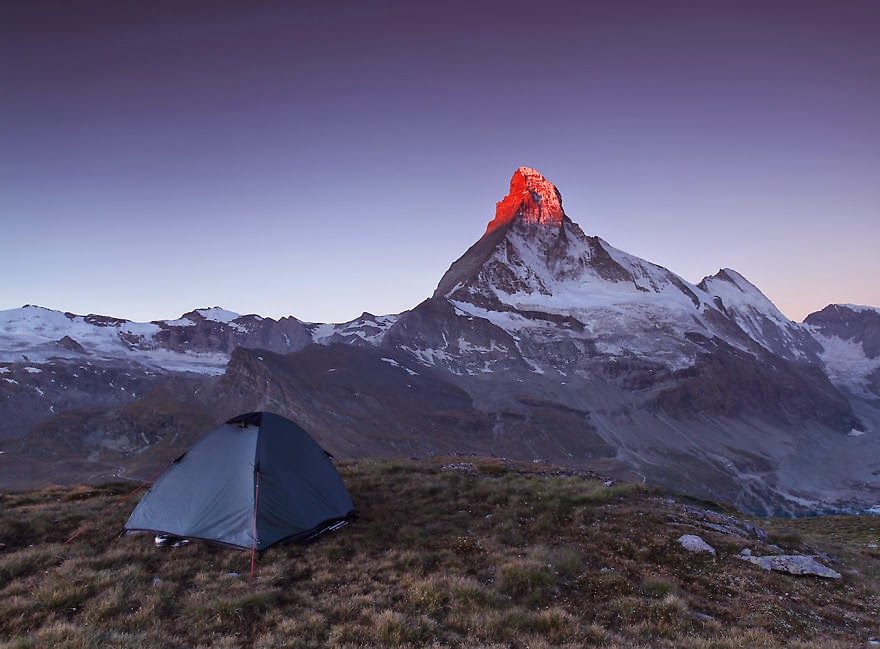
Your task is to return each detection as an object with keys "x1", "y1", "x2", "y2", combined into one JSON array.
[{"x1": 485, "y1": 167, "x2": 566, "y2": 234}]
